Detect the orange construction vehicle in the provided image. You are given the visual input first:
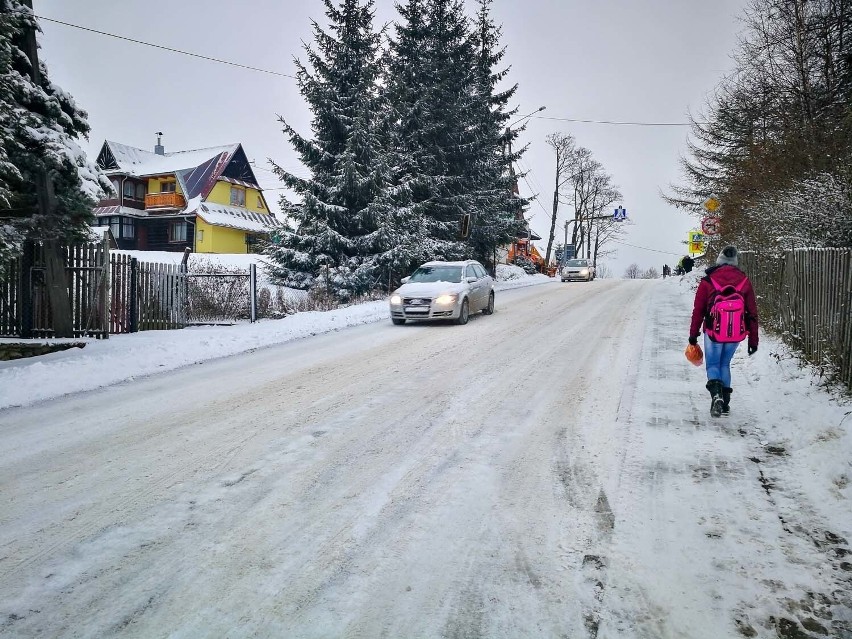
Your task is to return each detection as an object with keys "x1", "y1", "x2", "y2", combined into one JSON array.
[{"x1": 508, "y1": 239, "x2": 557, "y2": 276}]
